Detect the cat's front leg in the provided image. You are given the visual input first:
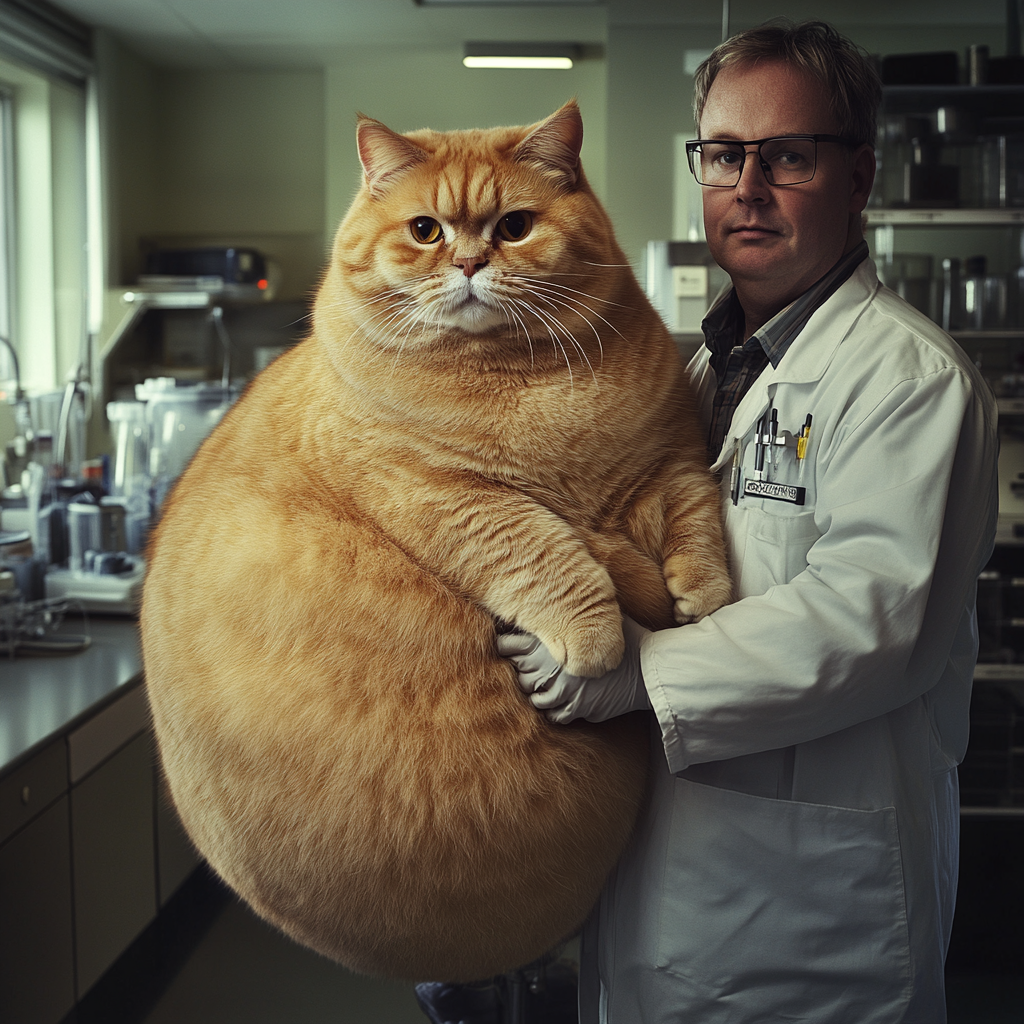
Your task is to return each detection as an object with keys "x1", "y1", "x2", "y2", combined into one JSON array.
[
  {"x1": 452, "y1": 502, "x2": 626, "y2": 676},
  {"x1": 484, "y1": 537, "x2": 625, "y2": 678},
  {"x1": 369, "y1": 478, "x2": 625, "y2": 677},
  {"x1": 662, "y1": 470, "x2": 732, "y2": 623},
  {"x1": 631, "y1": 466, "x2": 732, "y2": 624}
]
